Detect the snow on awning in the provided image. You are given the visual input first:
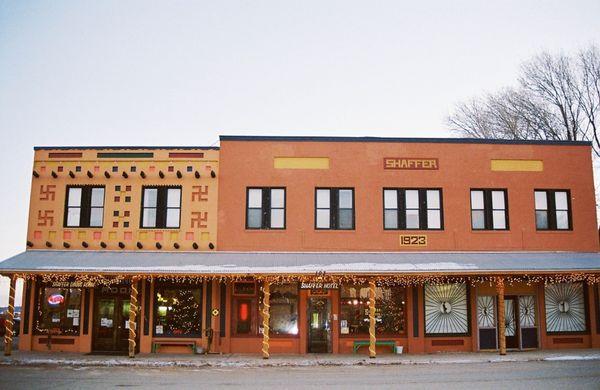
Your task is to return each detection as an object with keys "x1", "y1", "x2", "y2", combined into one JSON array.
[{"x1": 0, "y1": 250, "x2": 599, "y2": 275}]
